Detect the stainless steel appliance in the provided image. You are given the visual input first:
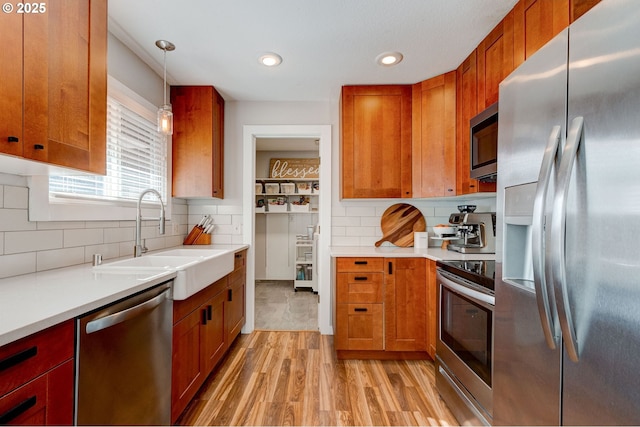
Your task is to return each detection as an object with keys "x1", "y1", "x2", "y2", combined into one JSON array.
[
  {"x1": 436, "y1": 260, "x2": 495, "y2": 426},
  {"x1": 75, "y1": 281, "x2": 173, "y2": 425},
  {"x1": 470, "y1": 101, "x2": 498, "y2": 181},
  {"x1": 495, "y1": 1, "x2": 640, "y2": 424},
  {"x1": 447, "y1": 211, "x2": 496, "y2": 254}
]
